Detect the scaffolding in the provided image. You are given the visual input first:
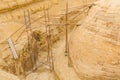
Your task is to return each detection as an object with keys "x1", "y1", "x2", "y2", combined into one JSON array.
[
  {"x1": 24, "y1": 10, "x2": 37, "y2": 71},
  {"x1": 44, "y1": 7, "x2": 54, "y2": 71},
  {"x1": 0, "y1": 2, "x2": 94, "y2": 75}
]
